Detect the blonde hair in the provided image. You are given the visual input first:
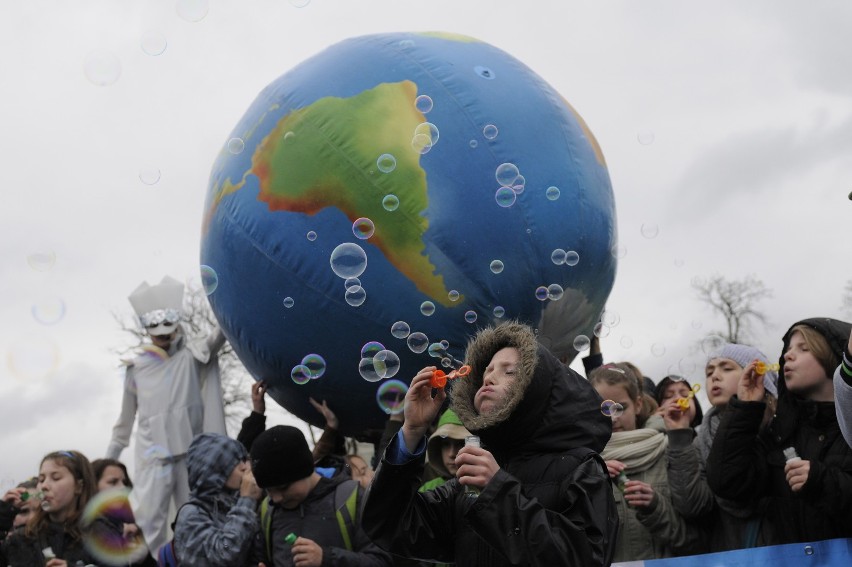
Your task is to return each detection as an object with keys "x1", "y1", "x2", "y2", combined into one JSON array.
[{"x1": 789, "y1": 325, "x2": 838, "y2": 378}]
